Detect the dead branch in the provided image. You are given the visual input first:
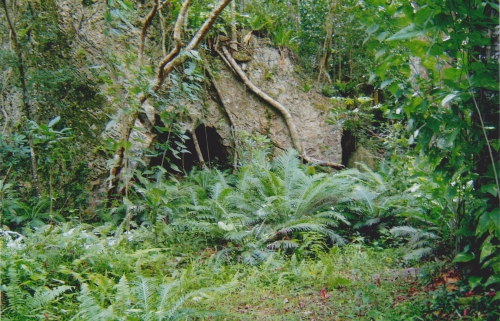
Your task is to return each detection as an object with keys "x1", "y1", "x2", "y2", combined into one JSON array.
[
  {"x1": 191, "y1": 121, "x2": 207, "y2": 169},
  {"x1": 221, "y1": 45, "x2": 344, "y2": 170},
  {"x1": 140, "y1": 0, "x2": 159, "y2": 60}
]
